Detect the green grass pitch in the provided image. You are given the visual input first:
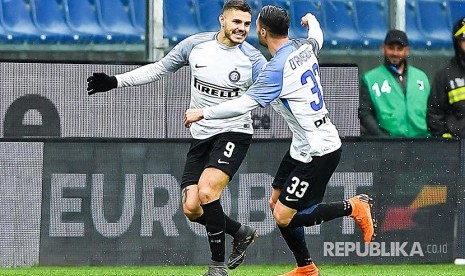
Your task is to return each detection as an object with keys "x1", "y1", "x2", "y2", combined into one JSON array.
[{"x1": 0, "y1": 264, "x2": 462, "y2": 276}]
